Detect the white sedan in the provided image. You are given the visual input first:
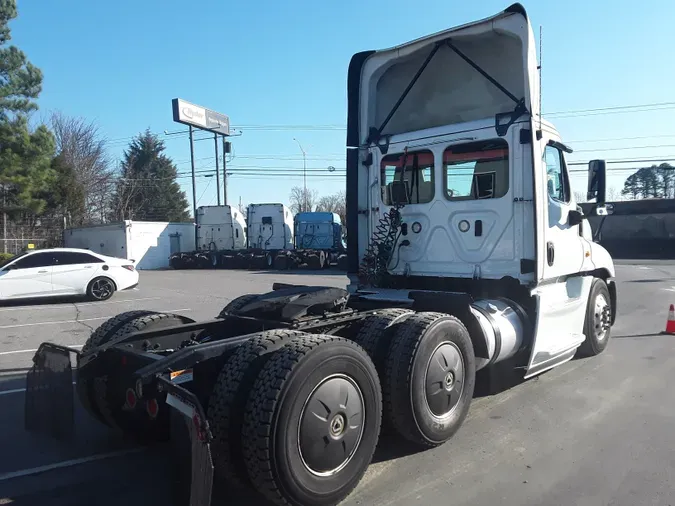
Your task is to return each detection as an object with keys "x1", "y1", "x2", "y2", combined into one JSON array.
[{"x1": 0, "y1": 248, "x2": 140, "y2": 302}]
